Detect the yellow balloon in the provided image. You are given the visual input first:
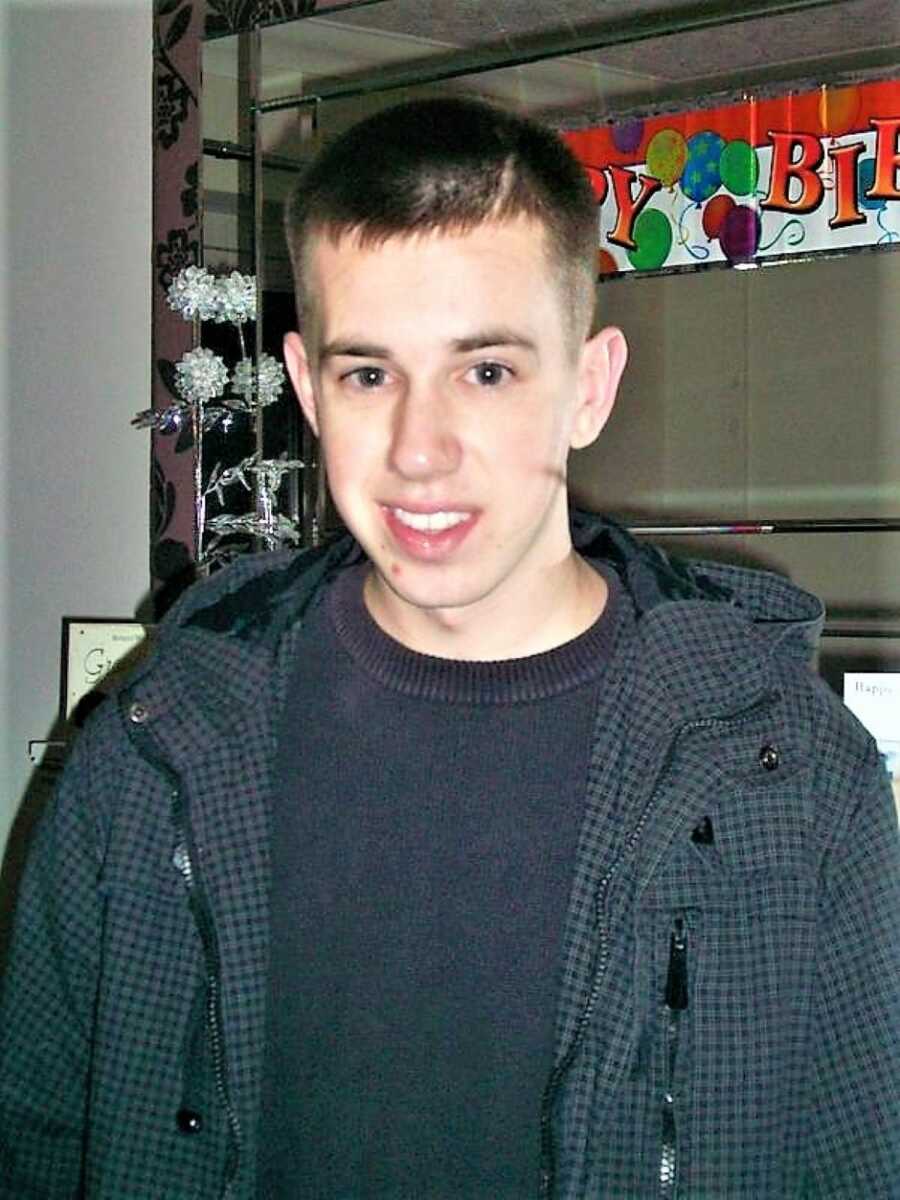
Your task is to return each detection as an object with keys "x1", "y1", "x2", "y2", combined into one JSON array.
[{"x1": 646, "y1": 128, "x2": 688, "y2": 188}]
